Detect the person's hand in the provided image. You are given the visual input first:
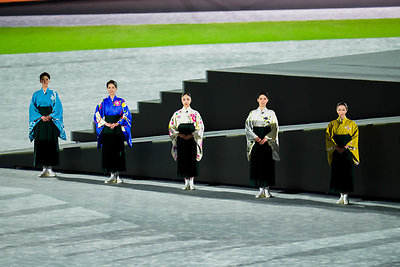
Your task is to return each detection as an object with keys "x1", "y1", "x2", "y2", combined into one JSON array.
[
  {"x1": 254, "y1": 137, "x2": 261, "y2": 143},
  {"x1": 41, "y1": 115, "x2": 51, "y2": 122},
  {"x1": 178, "y1": 133, "x2": 193, "y2": 140},
  {"x1": 335, "y1": 146, "x2": 345, "y2": 153},
  {"x1": 110, "y1": 123, "x2": 119, "y2": 129},
  {"x1": 259, "y1": 138, "x2": 269, "y2": 145}
]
